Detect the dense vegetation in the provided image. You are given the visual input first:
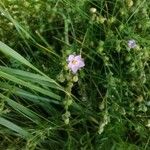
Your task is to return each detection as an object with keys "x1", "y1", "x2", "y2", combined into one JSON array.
[{"x1": 0, "y1": 0, "x2": 150, "y2": 149}]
